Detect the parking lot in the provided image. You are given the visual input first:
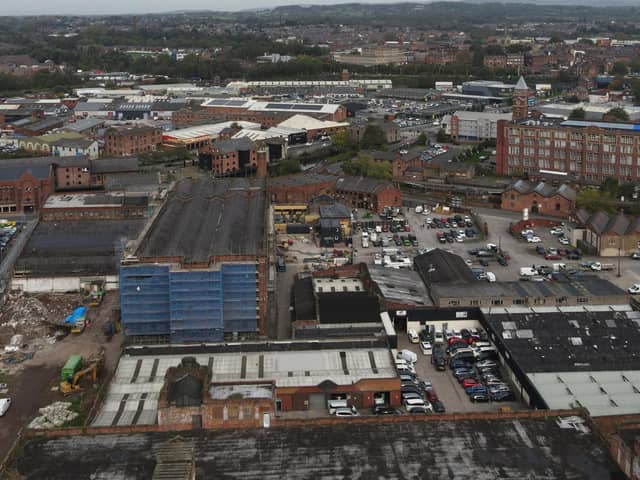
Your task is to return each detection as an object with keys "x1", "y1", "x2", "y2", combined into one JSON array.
[
  {"x1": 354, "y1": 206, "x2": 640, "y2": 289},
  {"x1": 396, "y1": 332, "x2": 525, "y2": 414}
]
